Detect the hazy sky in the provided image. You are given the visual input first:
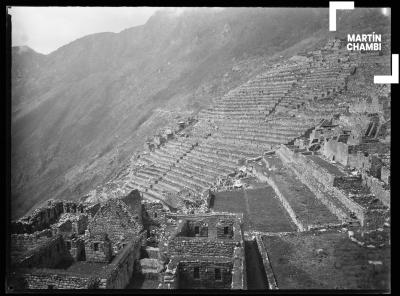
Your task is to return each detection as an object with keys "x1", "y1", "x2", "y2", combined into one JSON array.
[
  {"x1": 10, "y1": 6, "x2": 390, "y2": 55},
  {"x1": 10, "y1": 7, "x2": 162, "y2": 54}
]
